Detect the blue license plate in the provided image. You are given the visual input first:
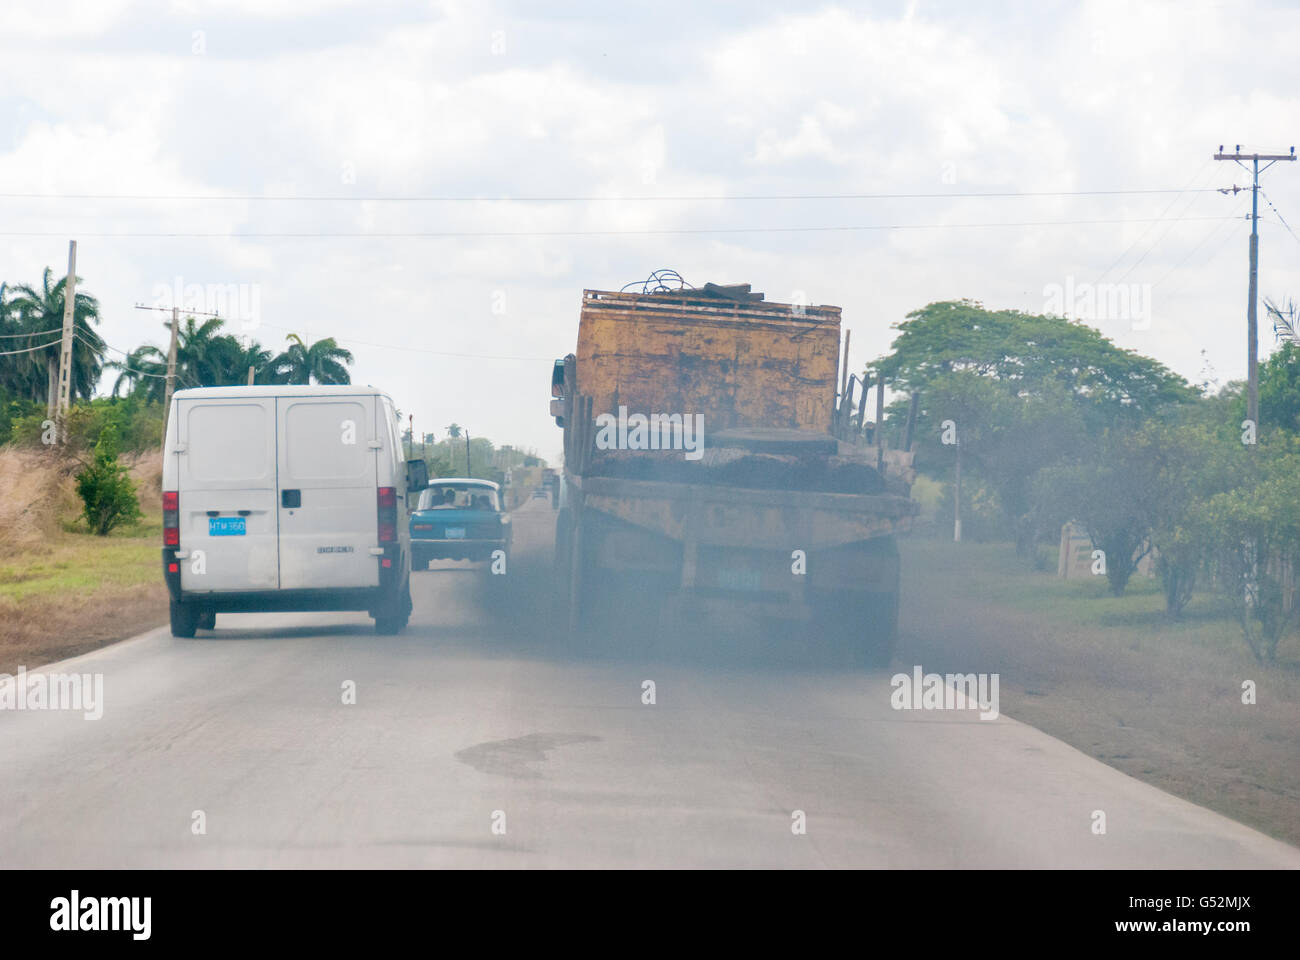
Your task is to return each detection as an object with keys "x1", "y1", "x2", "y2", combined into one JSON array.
[
  {"x1": 718, "y1": 567, "x2": 761, "y2": 592},
  {"x1": 209, "y1": 517, "x2": 246, "y2": 536}
]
